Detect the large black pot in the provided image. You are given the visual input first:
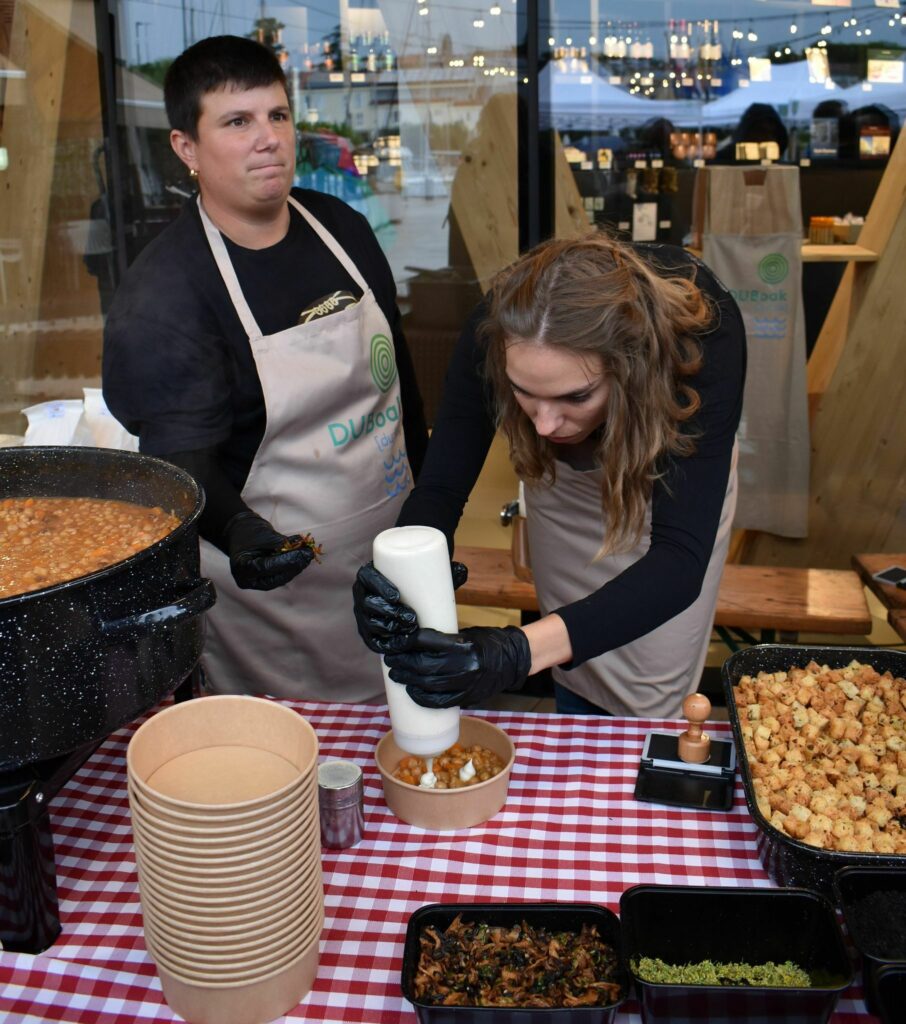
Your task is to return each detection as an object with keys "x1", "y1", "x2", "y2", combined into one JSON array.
[
  {"x1": 0, "y1": 446, "x2": 216, "y2": 770},
  {"x1": 0, "y1": 446, "x2": 215, "y2": 953}
]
